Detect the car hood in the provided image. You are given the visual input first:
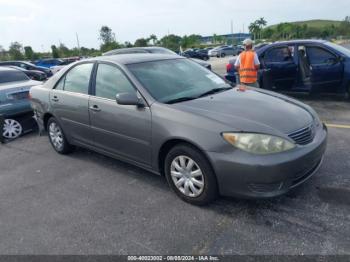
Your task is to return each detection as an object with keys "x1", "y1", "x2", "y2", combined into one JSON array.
[{"x1": 171, "y1": 87, "x2": 314, "y2": 135}]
